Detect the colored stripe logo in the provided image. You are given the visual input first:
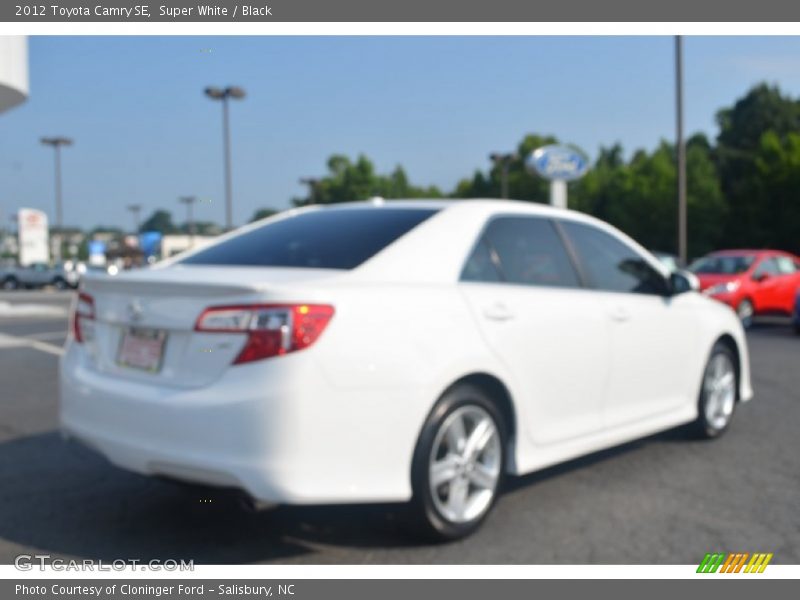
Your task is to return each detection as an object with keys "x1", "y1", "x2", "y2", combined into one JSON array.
[{"x1": 697, "y1": 552, "x2": 773, "y2": 573}]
